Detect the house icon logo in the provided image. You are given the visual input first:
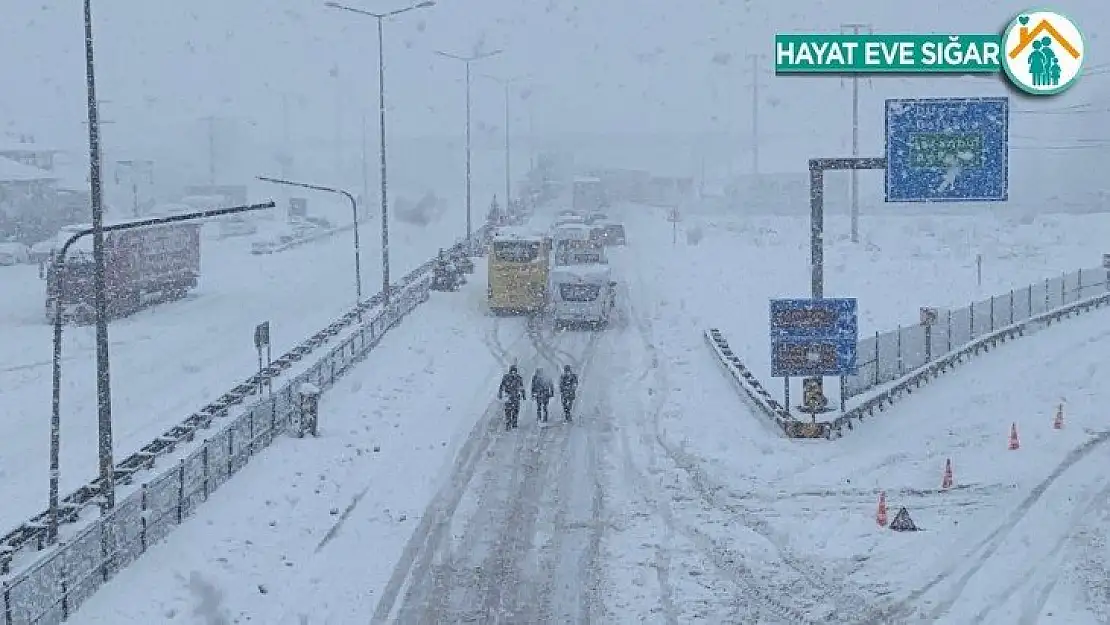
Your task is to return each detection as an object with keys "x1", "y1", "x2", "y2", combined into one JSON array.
[{"x1": 1001, "y1": 10, "x2": 1085, "y2": 95}]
